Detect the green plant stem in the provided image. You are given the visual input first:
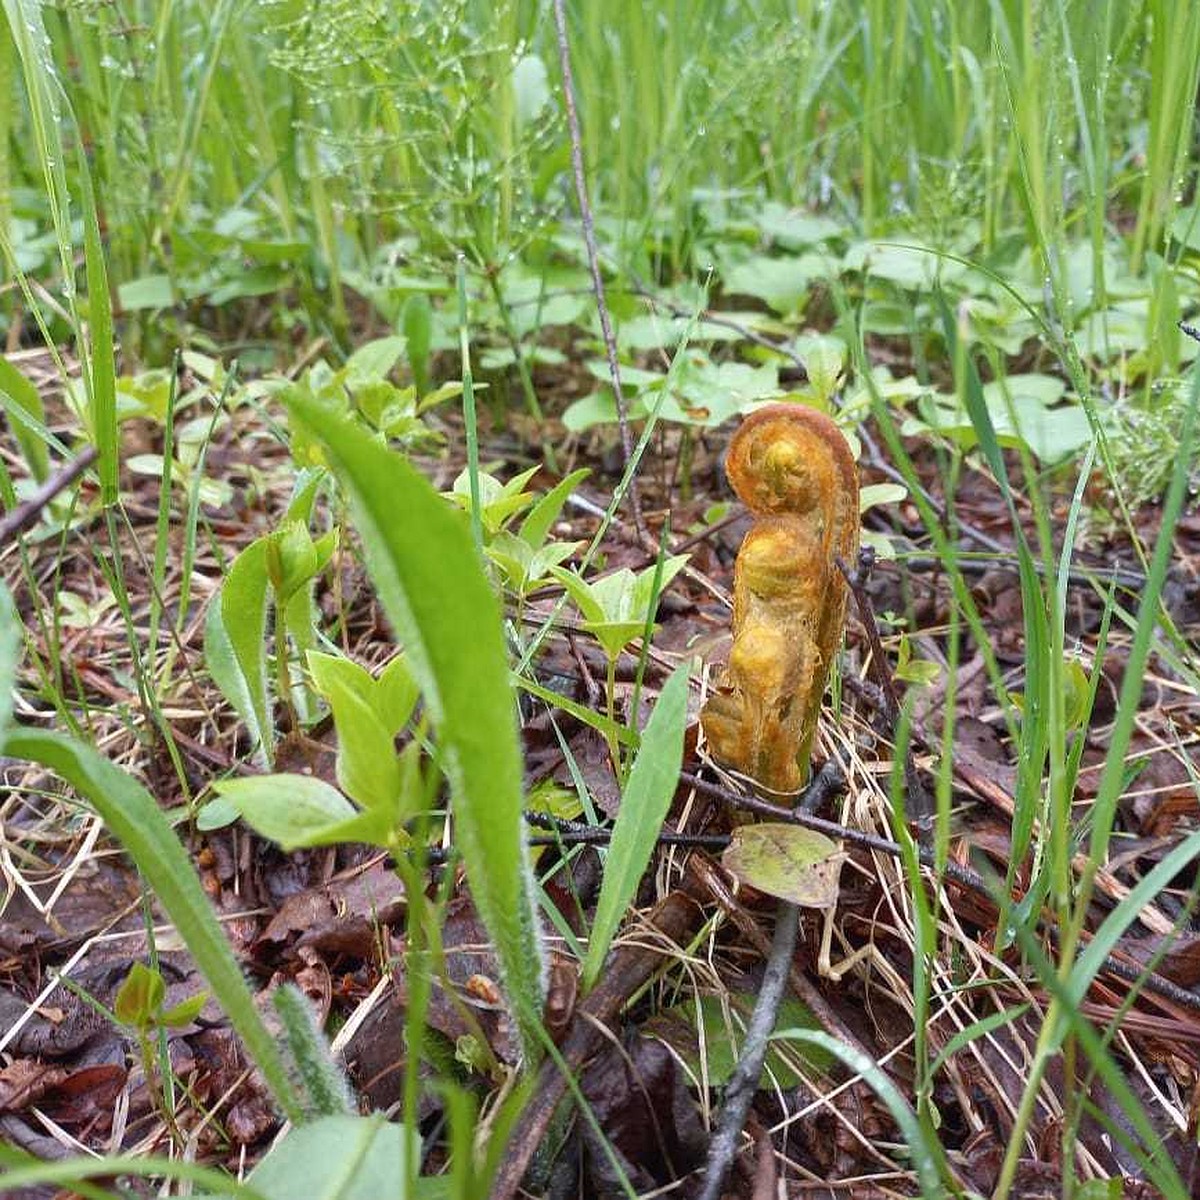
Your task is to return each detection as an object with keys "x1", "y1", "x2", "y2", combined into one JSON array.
[
  {"x1": 604, "y1": 655, "x2": 618, "y2": 771},
  {"x1": 457, "y1": 256, "x2": 484, "y2": 553}
]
